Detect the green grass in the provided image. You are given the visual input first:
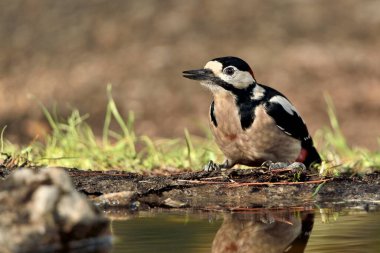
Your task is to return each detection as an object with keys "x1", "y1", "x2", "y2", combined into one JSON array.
[
  {"x1": 0, "y1": 85, "x2": 220, "y2": 171},
  {"x1": 0, "y1": 88, "x2": 379, "y2": 174},
  {"x1": 314, "y1": 95, "x2": 380, "y2": 175}
]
